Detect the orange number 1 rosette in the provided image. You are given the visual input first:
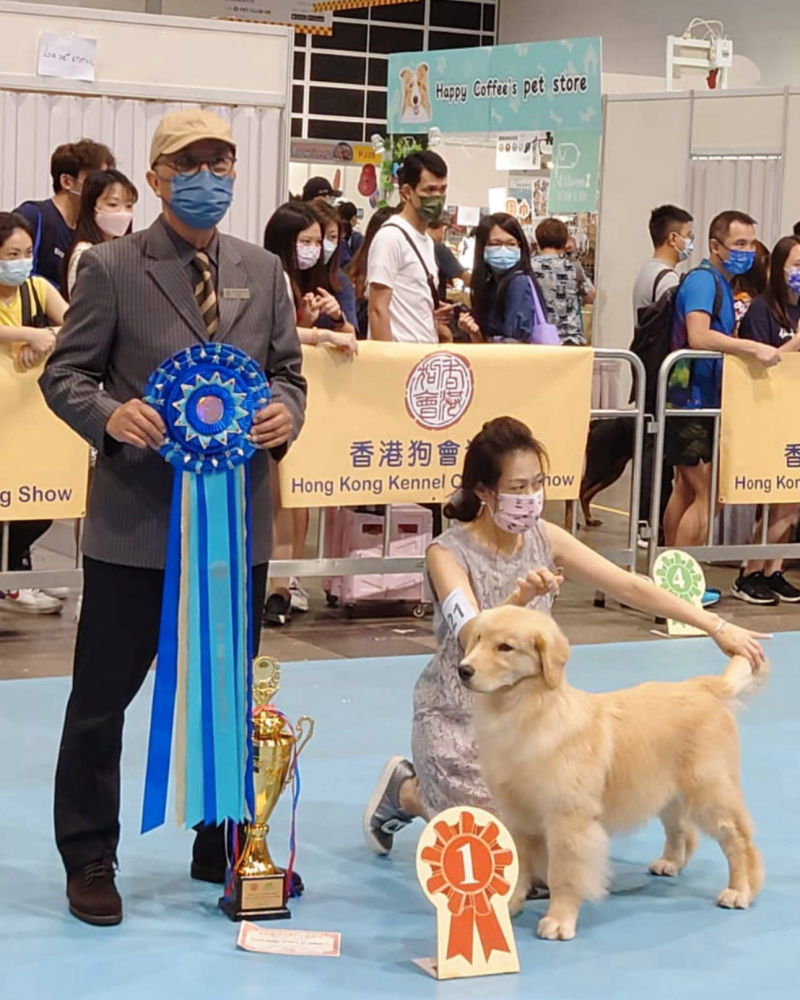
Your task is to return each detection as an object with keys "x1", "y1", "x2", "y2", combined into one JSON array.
[{"x1": 414, "y1": 806, "x2": 520, "y2": 980}]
